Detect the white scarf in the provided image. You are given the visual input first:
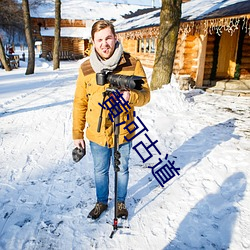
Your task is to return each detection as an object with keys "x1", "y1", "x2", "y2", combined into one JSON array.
[{"x1": 90, "y1": 41, "x2": 123, "y2": 73}]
